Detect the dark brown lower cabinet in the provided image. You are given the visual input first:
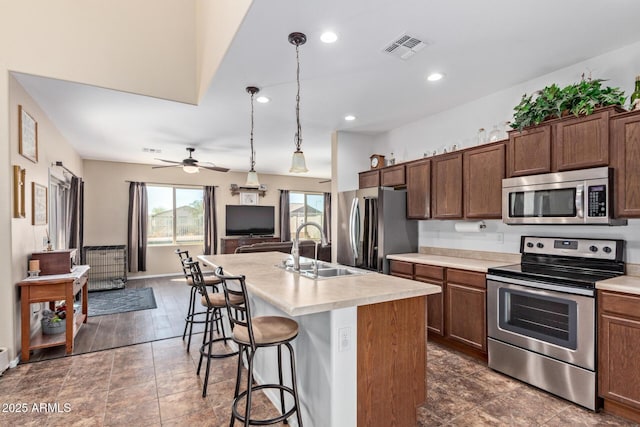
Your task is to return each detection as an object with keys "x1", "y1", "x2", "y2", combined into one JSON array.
[
  {"x1": 598, "y1": 290, "x2": 640, "y2": 423},
  {"x1": 389, "y1": 261, "x2": 486, "y2": 358},
  {"x1": 445, "y1": 269, "x2": 486, "y2": 353}
]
